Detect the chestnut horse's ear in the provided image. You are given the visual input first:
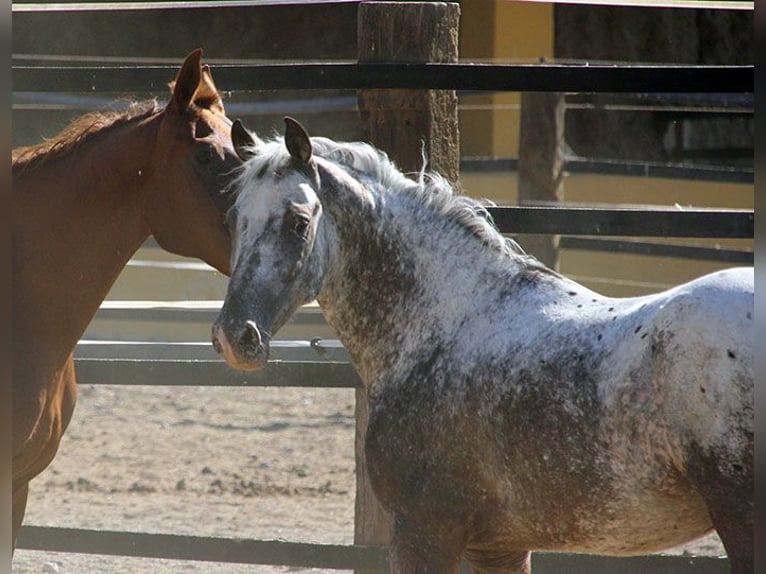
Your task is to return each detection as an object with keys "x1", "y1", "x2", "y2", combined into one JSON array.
[
  {"x1": 168, "y1": 48, "x2": 203, "y2": 113},
  {"x1": 284, "y1": 116, "x2": 312, "y2": 165},
  {"x1": 196, "y1": 63, "x2": 226, "y2": 114},
  {"x1": 232, "y1": 119, "x2": 259, "y2": 161}
]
